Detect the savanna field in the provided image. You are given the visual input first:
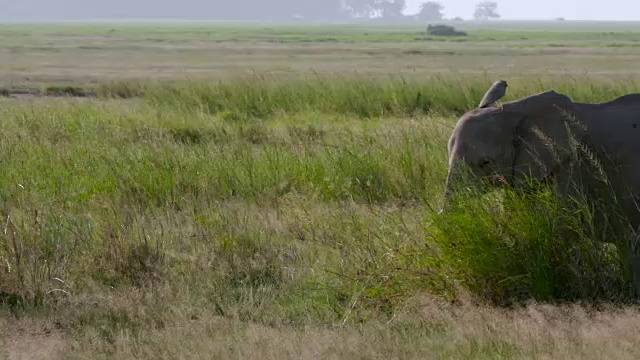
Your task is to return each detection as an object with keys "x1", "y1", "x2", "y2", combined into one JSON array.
[{"x1": 5, "y1": 21, "x2": 640, "y2": 359}]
